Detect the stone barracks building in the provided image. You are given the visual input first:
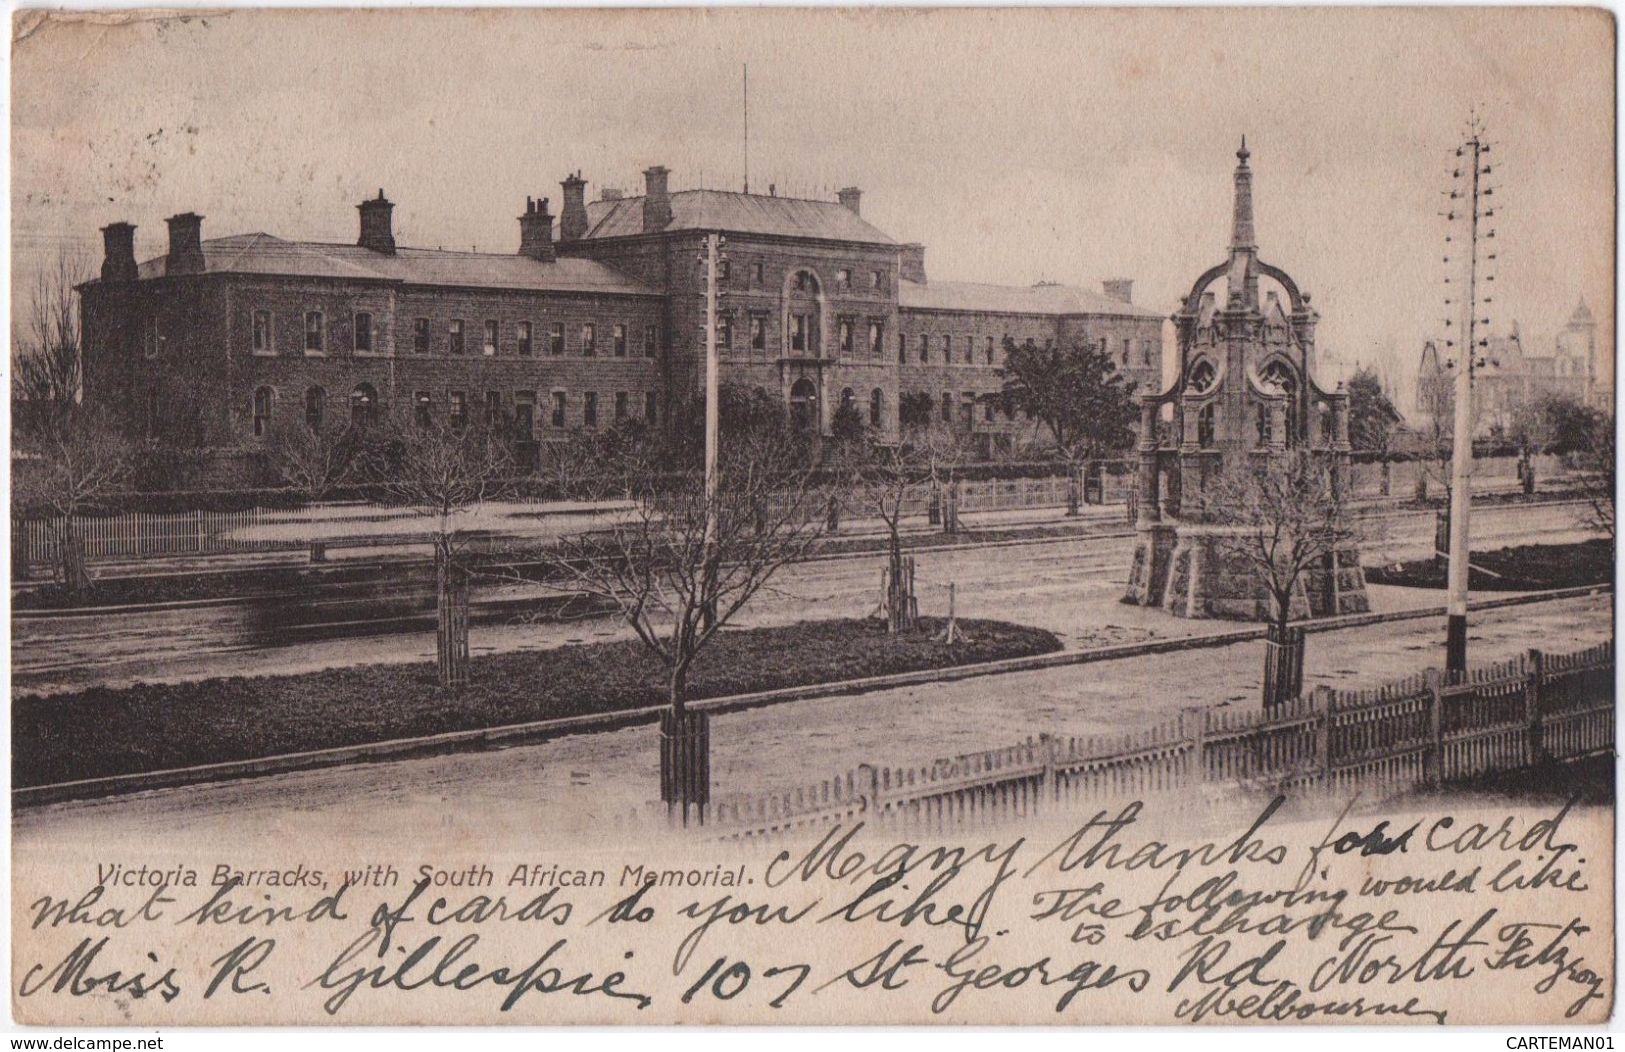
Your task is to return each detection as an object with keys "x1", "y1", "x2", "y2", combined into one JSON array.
[{"x1": 78, "y1": 167, "x2": 1165, "y2": 471}]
